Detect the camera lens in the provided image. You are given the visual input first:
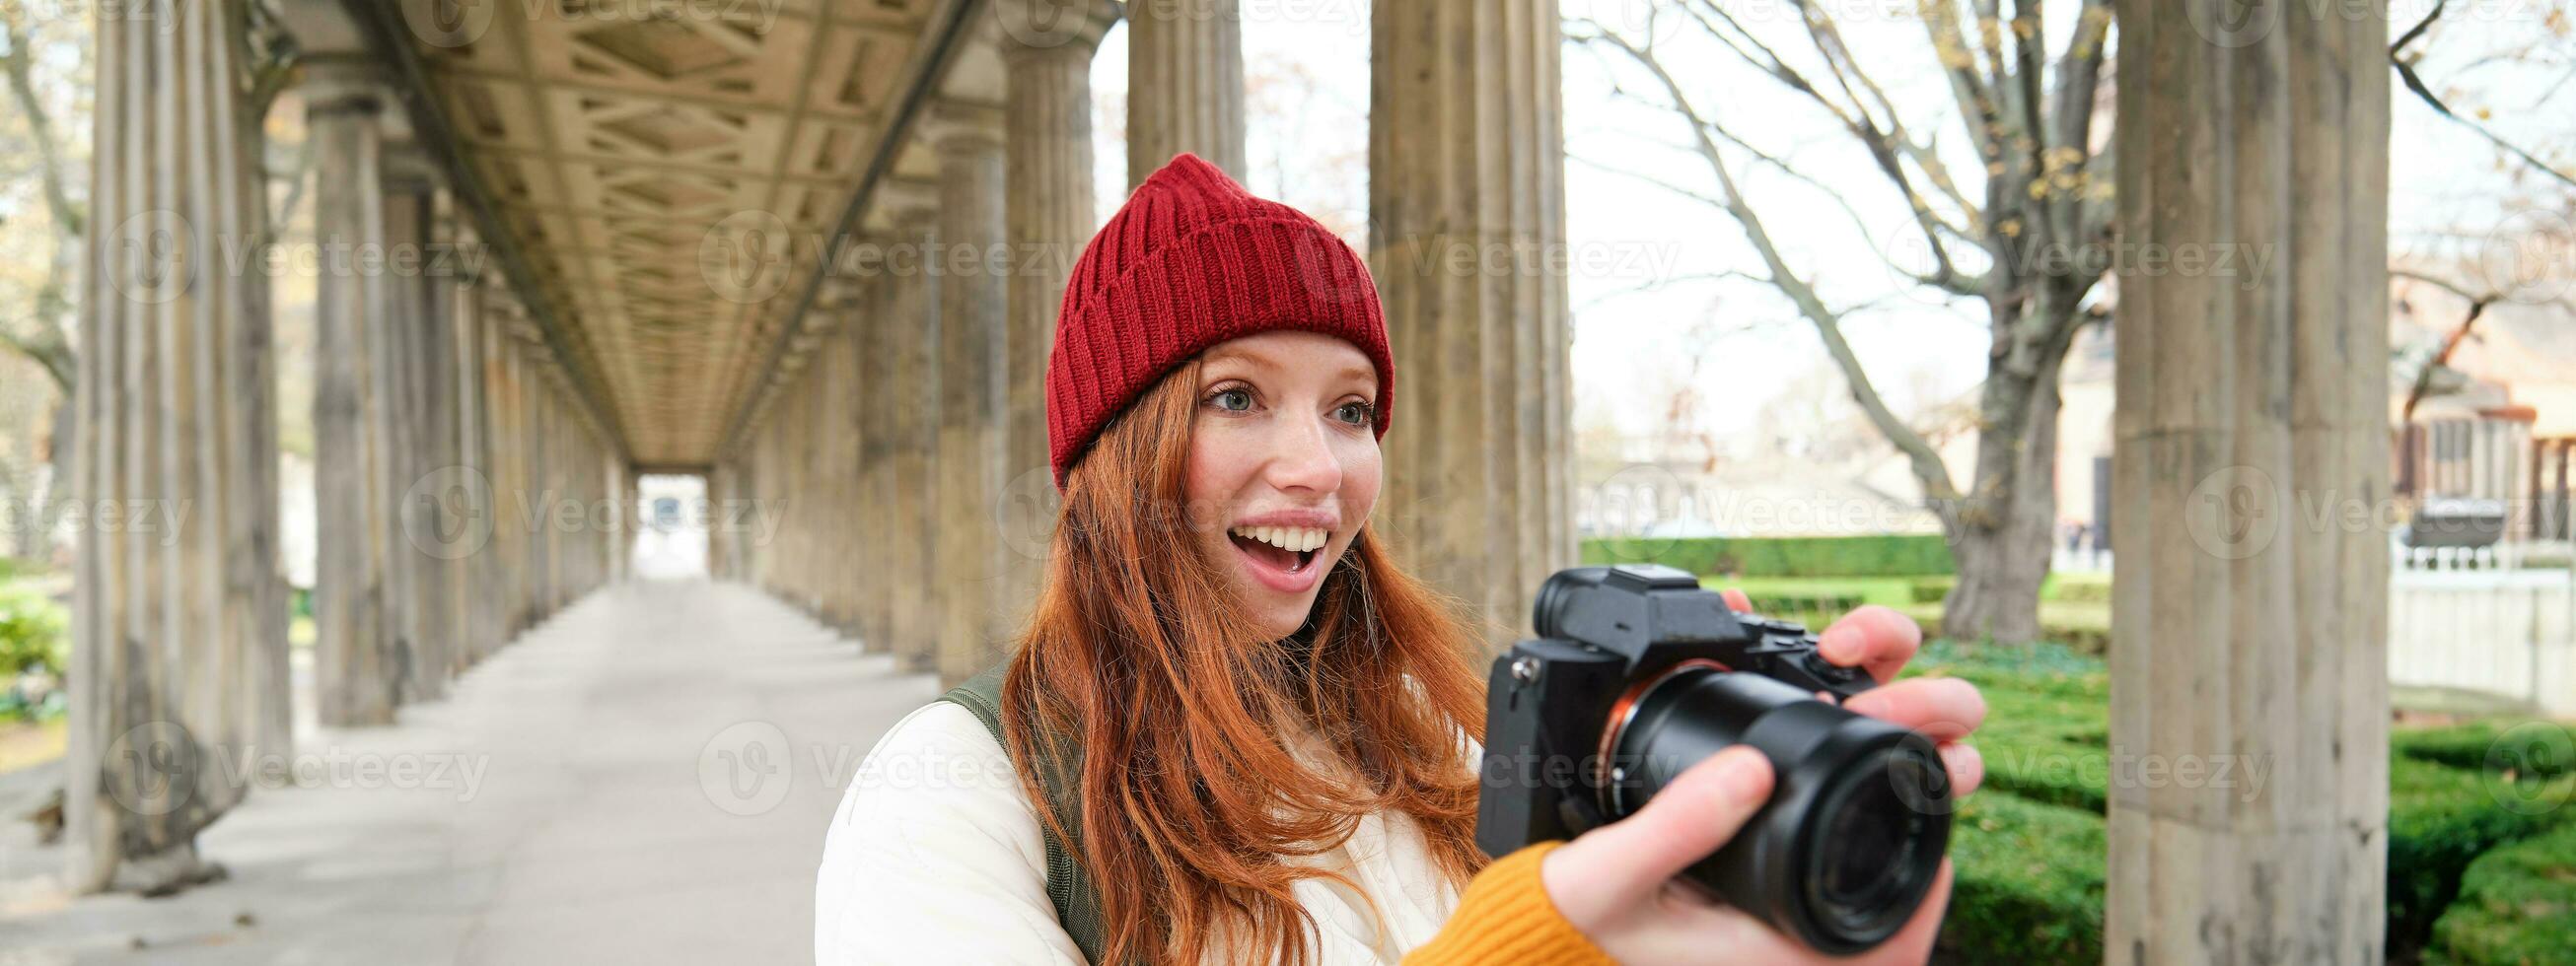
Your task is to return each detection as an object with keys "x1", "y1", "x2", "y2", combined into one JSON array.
[
  {"x1": 1806, "y1": 744, "x2": 1942, "y2": 938},
  {"x1": 1603, "y1": 664, "x2": 1950, "y2": 954}
]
